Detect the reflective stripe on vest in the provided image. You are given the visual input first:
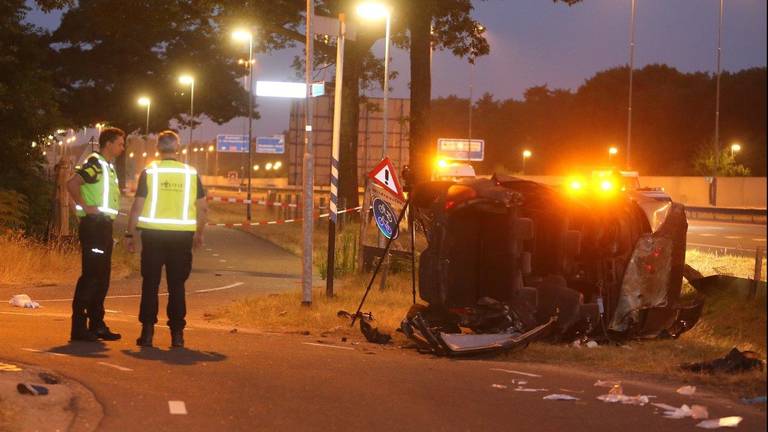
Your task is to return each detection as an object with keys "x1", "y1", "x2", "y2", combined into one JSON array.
[
  {"x1": 76, "y1": 153, "x2": 119, "y2": 218},
  {"x1": 137, "y1": 161, "x2": 198, "y2": 231}
]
